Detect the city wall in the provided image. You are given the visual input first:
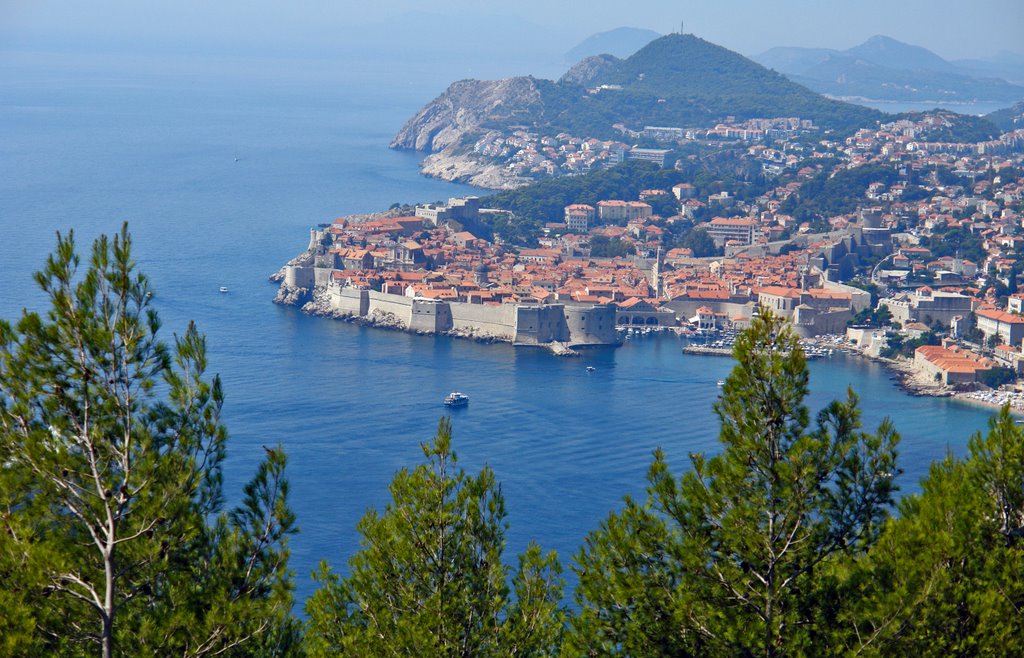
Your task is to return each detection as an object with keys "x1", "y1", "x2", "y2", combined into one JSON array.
[
  {"x1": 323, "y1": 283, "x2": 617, "y2": 346},
  {"x1": 450, "y1": 301, "x2": 517, "y2": 341}
]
